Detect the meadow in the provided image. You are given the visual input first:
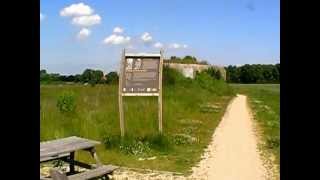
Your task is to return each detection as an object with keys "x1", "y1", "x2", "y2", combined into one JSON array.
[
  {"x1": 40, "y1": 70, "x2": 234, "y2": 174},
  {"x1": 230, "y1": 84, "x2": 280, "y2": 166}
]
